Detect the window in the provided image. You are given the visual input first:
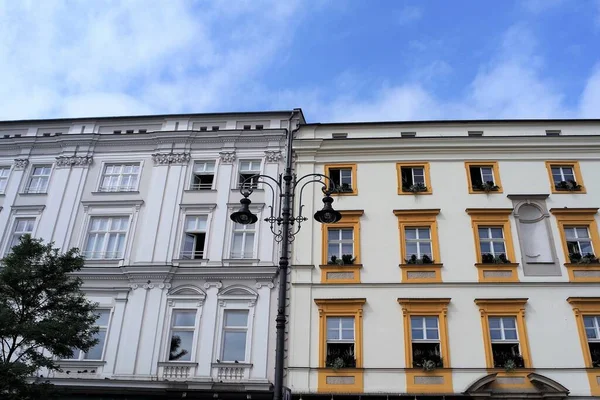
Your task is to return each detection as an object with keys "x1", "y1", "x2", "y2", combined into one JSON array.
[
  {"x1": 315, "y1": 299, "x2": 365, "y2": 393},
  {"x1": 190, "y1": 161, "x2": 215, "y2": 190},
  {"x1": 546, "y1": 130, "x2": 561, "y2": 136},
  {"x1": 238, "y1": 160, "x2": 261, "y2": 189},
  {"x1": 322, "y1": 210, "x2": 362, "y2": 265},
  {"x1": 478, "y1": 227, "x2": 507, "y2": 260},
  {"x1": 255, "y1": 125, "x2": 263, "y2": 130},
  {"x1": 327, "y1": 228, "x2": 354, "y2": 261},
  {"x1": 200, "y1": 126, "x2": 208, "y2": 131},
  {"x1": 68, "y1": 310, "x2": 111, "y2": 360},
  {"x1": 568, "y1": 298, "x2": 600, "y2": 372},
  {"x1": 394, "y1": 209, "x2": 441, "y2": 282},
  {"x1": 584, "y1": 316, "x2": 600, "y2": 367},
  {"x1": 221, "y1": 310, "x2": 249, "y2": 362},
  {"x1": 551, "y1": 208, "x2": 600, "y2": 281},
  {"x1": 230, "y1": 222, "x2": 255, "y2": 259},
  {"x1": 180, "y1": 216, "x2": 207, "y2": 259},
  {"x1": 325, "y1": 164, "x2": 357, "y2": 195},
  {"x1": 326, "y1": 317, "x2": 356, "y2": 368},
  {"x1": 475, "y1": 299, "x2": 531, "y2": 369},
  {"x1": 84, "y1": 216, "x2": 129, "y2": 259},
  {"x1": 397, "y1": 163, "x2": 432, "y2": 194},
  {"x1": 25, "y1": 165, "x2": 52, "y2": 193},
  {"x1": 0, "y1": 166, "x2": 10, "y2": 194},
  {"x1": 243, "y1": 125, "x2": 251, "y2": 130},
  {"x1": 401, "y1": 131, "x2": 416, "y2": 138},
  {"x1": 167, "y1": 310, "x2": 196, "y2": 361},
  {"x1": 545, "y1": 161, "x2": 585, "y2": 193},
  {"x1": 465, "y1": 161, "x2": 502, "y2": 193},
  {"x1": 212, "y1": 126, "x2": 219, "y2": 131},
  {"x1": 5, "y1": 218, "x2": 35, "y2": 254},
  {"x1": 468, "y1": 131, "x2": 484, "y2": 136},
  {"x1": 99, "y1": 164, "x2": 140, "y2": 192},
  {"x1": 398, "y1": 298, "x2": 452, "y2": 392}
]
